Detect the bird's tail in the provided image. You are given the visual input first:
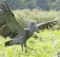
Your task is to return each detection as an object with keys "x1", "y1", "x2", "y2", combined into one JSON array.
[
  {"x1": 5, "y1": 38, "x2": 20, "y2": 46},
  {"x1": 5, "y1": 40, "x2": 13, "y2": 46}
]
